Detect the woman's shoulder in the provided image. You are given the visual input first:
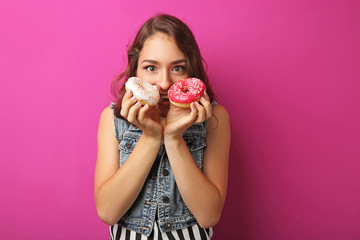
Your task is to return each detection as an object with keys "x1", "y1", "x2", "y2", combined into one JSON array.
[
  {"x1": 98, "y1": 104, "x2": 116, "y2": 132},
  {"x1": 207, "y1": 103, "x2": 230, "y2": 130},
  {"x1": 212, "y1": 103, "x2": 229, "y2": 120},
  {"x1": 212, "y1": 103, "x2": 228, "y2": 114},
  {"x1": 100, "y1": 104, "x2": 114, "y2": 120}
]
